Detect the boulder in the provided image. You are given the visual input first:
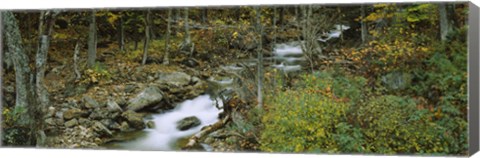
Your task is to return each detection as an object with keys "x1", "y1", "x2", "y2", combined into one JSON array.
[
  {"x1": 63, "y1": 108, "x2": 86, "y2": 120},
  {"x1": 176, "y1": 116, "x2": 201, "y2": 131},
  {"x1": 65, "y1": 118, "x2": 78, "y2": 128},
  {"x1": 127, "y1": 86, "x2": 164, "y2": 111},
  {"x1": 146, "y1": 121, "x2": 155, "y2": 129},
  {"x1": 83, "y1": 95, "x2": 101, "y2": 109},
  {"x1": 121, "y1": 110, "x2": 145, "y2": 130},
  {"x1": 156, "y1": 71, "x2": 192, "y2": 87}
]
